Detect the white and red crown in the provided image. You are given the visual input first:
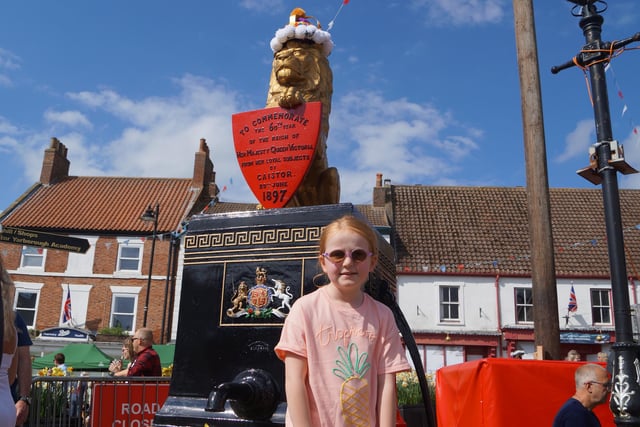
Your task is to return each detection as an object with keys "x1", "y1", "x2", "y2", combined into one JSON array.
[{"x1": 270, "y1": 8, "x2": 334, "y2": 56}]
